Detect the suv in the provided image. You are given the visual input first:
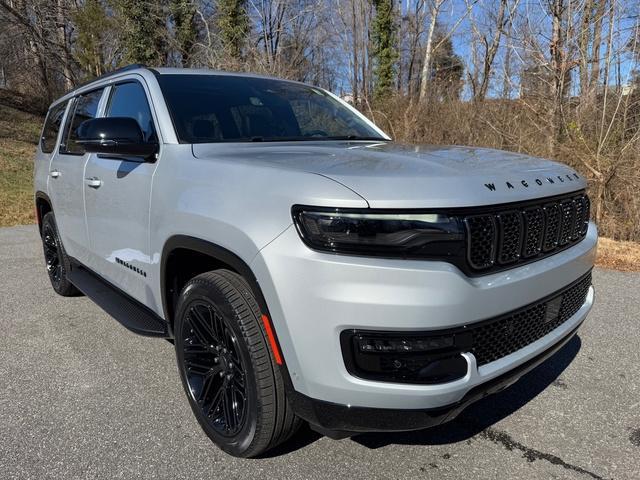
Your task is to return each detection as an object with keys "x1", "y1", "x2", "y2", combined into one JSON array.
[{"x1": 34, "y1": 65, "x2": 596, "y2": 457}]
